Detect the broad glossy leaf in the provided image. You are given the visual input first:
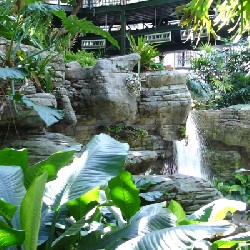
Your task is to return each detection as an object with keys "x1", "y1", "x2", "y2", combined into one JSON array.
[
  {"x1": 212, "y1": 232, "x2": 250, "y2": 249},
  {"x1": 168, "y1": 200, "x2": 186, "y2": 224},
  {"x1": 20, "y1": 172, "x2": 48, "y2": 250},
  {"x1": 95, "y1": 203, "x2": 177, "y2": 250},
  {"x1": 43, "y1": 134, "x2": 129, "y2": 211},
  {"x1": 61, "y1": 16, "x2": 119, "y2": 48},
  {"x1": 0, "y1": 198, "x2": 17, "y2": 221},
  {"x1": 38, "y1": 204, "x2": 68, "y2": 246},
  {"x1": 51, "y1": 211, "x2": 96, "y2": 250},
  {"x1": 116, "y1": 221, "x2": 237, "y2": 250},
  {"x1": 108, "y1": 171, "x2": 140, "y2": 221},
  {"x1": 21, "y1": 96, "x2": 64, "y2": 127},
  {"x1": 67, "y1": 187, "x2": 99, "y2": 221},
  {"x1": 0, "y1": 67, "x2": 27, "y2": 80},
  {"x1": 0, "y1": 148, "x2": 28, "y2": 171},
  {"x1": 185, "y1": 199, "x2": 246, "y2": 222},
  {"x1": 27, "y1": 2, "x2": 62, "y2": 11},
  {"x1": 0, "y1": 220, "x2": 25, "y2": 248},
  {"x1": 0, "y1": 166, "x2": 26, "y2": 229},
  {"x1": 24, "y1": 150, "x2": 75, "y2": 188}
]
